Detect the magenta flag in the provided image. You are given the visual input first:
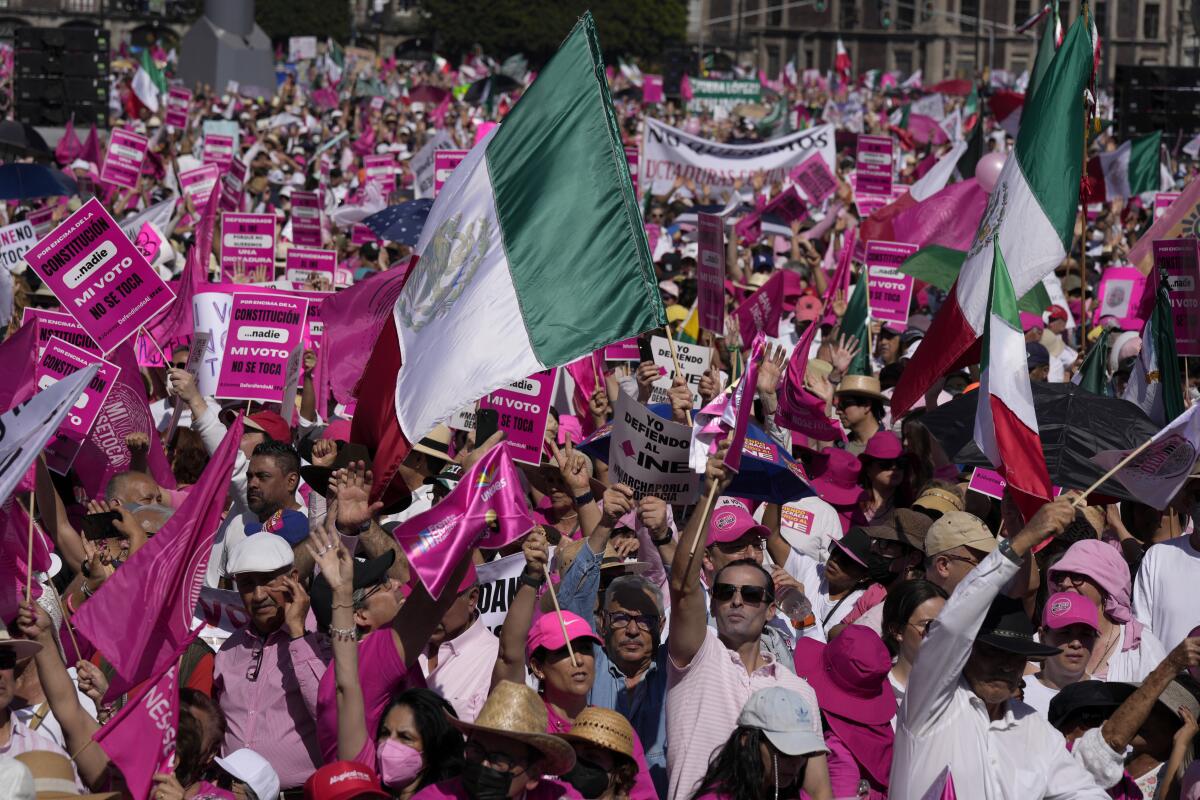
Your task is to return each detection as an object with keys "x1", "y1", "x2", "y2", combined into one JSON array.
[
  {"x1": 314, "y1": 256, "x2": 415, "y2": 416},
  {"x1": 564, "y1": 351, "x2": 604, "y2": 438},
  {"x1": 73, "y1": 416, "x2": 243, "y2": 701},
  {"x1": 722, "y1": 334, "x2": 765, "y2": 473},
  {"x1": 71, "y1": 342, "x2": 176, "y2": 500},
  {"x1": 94, "y1": 659, "x2": 179, "y2": 800},
  {"x1": 0, "y1": 500, "x2": 51, "y2": 625},
  {"x1": 55, "y1": 118, "x2": 82, "y2": 166},
  {"x1": 776, "y1": 320, "x2": 846, "y2": 442},
  {"x1": 395, "y1": 443, "x2": 536, "y2": 598},
  {"x1": 889, "y1": 178, "x2": 987, "y2": 252},
  {"x1": 734, "y1": 272, "x2": 785, "y2": 348},
  {"x1": 80, "y1": 124, "x2": 101, "y2": 165},
  {"x1": 144, "y1": 188, "x2": 219, "y2": 348},
  {"x1": 820, "y1": 227, "x2": 857, "y2": 326},
  {"x1": 0, "y1": 320, "x2": 40, "y2": 413},
  {"x1": 919, "y1": 767, "x2": 957, "y2": 800}
]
